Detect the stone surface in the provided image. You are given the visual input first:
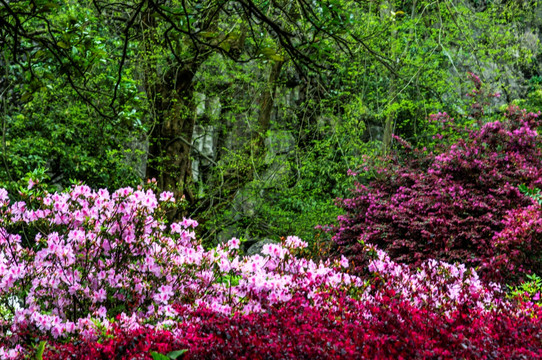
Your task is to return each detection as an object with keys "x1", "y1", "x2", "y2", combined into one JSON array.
[
  {"x1": 216, "y1": 226, "x2": 240, "y2": 245},
  {"x1": 264, "y1": 130, "x2": 295, "y2": 156},
  {"x1": 261, "y1": 154, "x2": 292, "y2": 188},
  {"x1": 124, "y1": 134, "x2": 148, "y2": 180},
  {"x1": 232, "y1": 187, "x2": 259, "y2": 218},
  {"x1": 191, "y1": 125, "x2": 216, "y2": 182}
]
